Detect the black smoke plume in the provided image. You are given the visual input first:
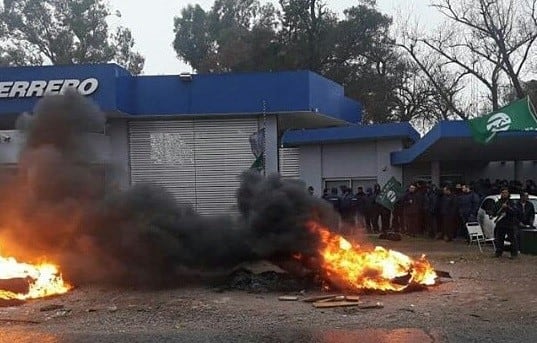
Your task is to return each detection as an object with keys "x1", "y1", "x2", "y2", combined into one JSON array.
[{"x1": 0, "y1": 92, "x2": 337, "y2": 288}]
